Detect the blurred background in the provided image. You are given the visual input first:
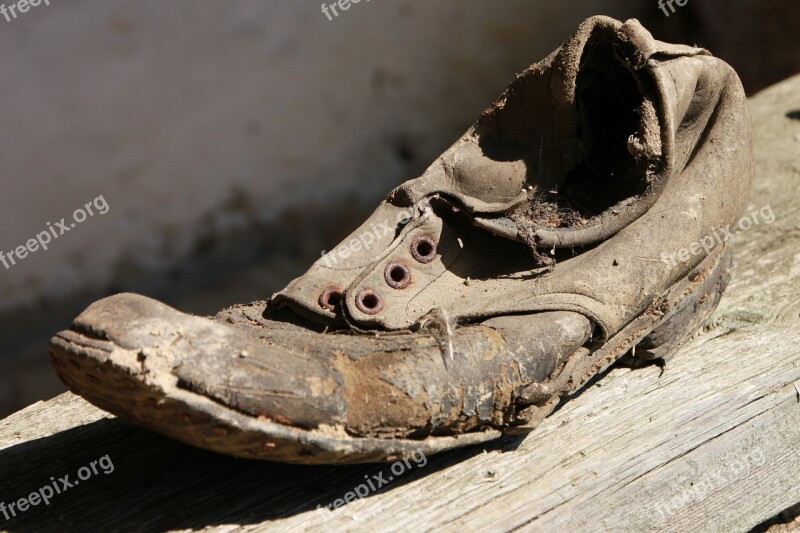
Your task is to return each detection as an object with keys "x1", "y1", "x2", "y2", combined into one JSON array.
[{"x1": 1, "y1": 0, "x2": 798, "y2": 418}]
